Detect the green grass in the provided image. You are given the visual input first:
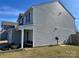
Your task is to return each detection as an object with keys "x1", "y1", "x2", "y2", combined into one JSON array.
[{"x1": 0, "y1": 45, "x2": 79, "y2": 58}]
